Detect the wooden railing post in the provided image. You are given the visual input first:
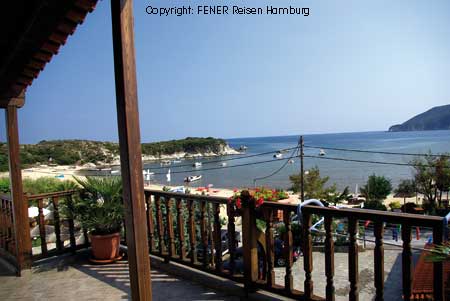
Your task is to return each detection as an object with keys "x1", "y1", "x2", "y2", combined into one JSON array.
[
  {"x1": 241, "y1": 191, "x2": 258, "y2": 291},
  {"x1": 374, "y1": 221, "x2": 384, "y2": 301},
  {"x1": 401, "y1": 224, "x2": 412, "y2": 301},
  {"x1": 324, "y1": 216, "x2": 335, "y2": 301},
  {"x1": 5, "y1": 104, "x2": 32, "y2": 273},
  {"x1": 348, "y1": 218, "x2": 359, "y2": 301},
  {"x1": 303, "y1": 211, "x2": 314, "y2": 299}
]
